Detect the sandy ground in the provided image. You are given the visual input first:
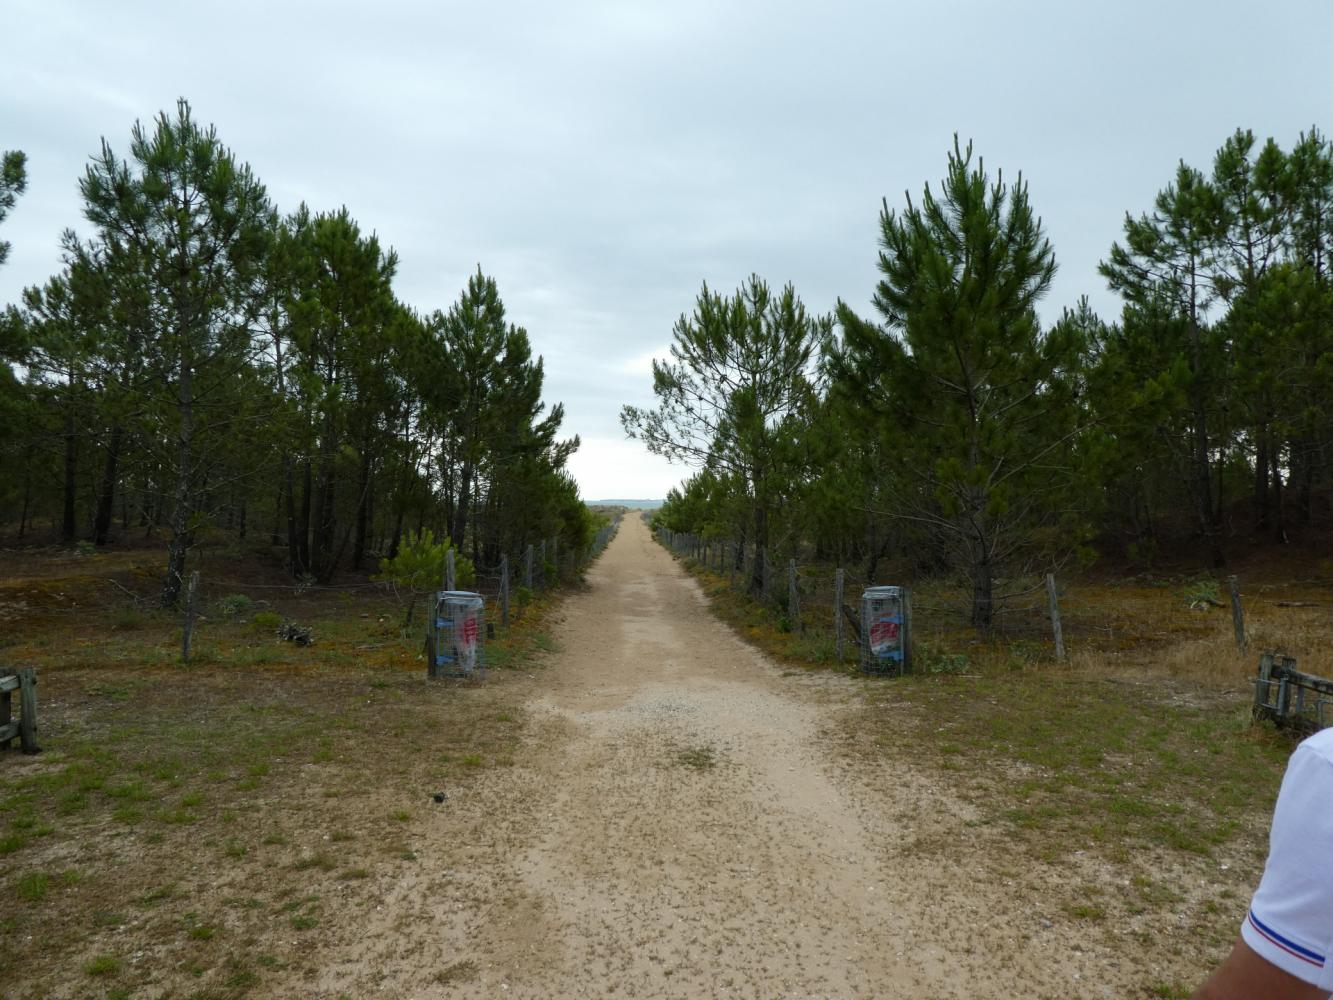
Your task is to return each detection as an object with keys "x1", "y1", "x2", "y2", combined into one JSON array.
[{"x1": 313, "y1": 517, "x2": 1179, "y2": 999}]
